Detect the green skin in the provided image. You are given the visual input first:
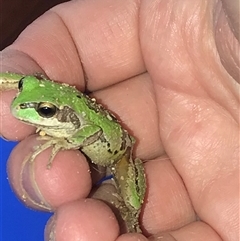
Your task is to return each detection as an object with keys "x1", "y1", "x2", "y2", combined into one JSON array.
[{"x1": 0, "y1": 72, "x2": 146, "y2": 233}]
